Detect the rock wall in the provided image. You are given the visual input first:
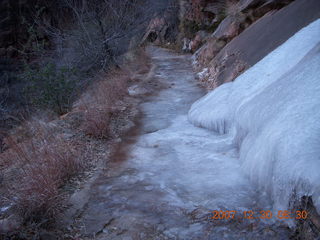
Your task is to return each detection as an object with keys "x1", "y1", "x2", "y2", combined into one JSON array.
[
  {"x1": 140, "y1": 1, "x2": 180, "y2": 46},
  {"x1": 178, "y1": 0, "x2": 224, "y2": 52},
  {"x1": 184, "y1": 0, "x2": 320, "y2": 89}
]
